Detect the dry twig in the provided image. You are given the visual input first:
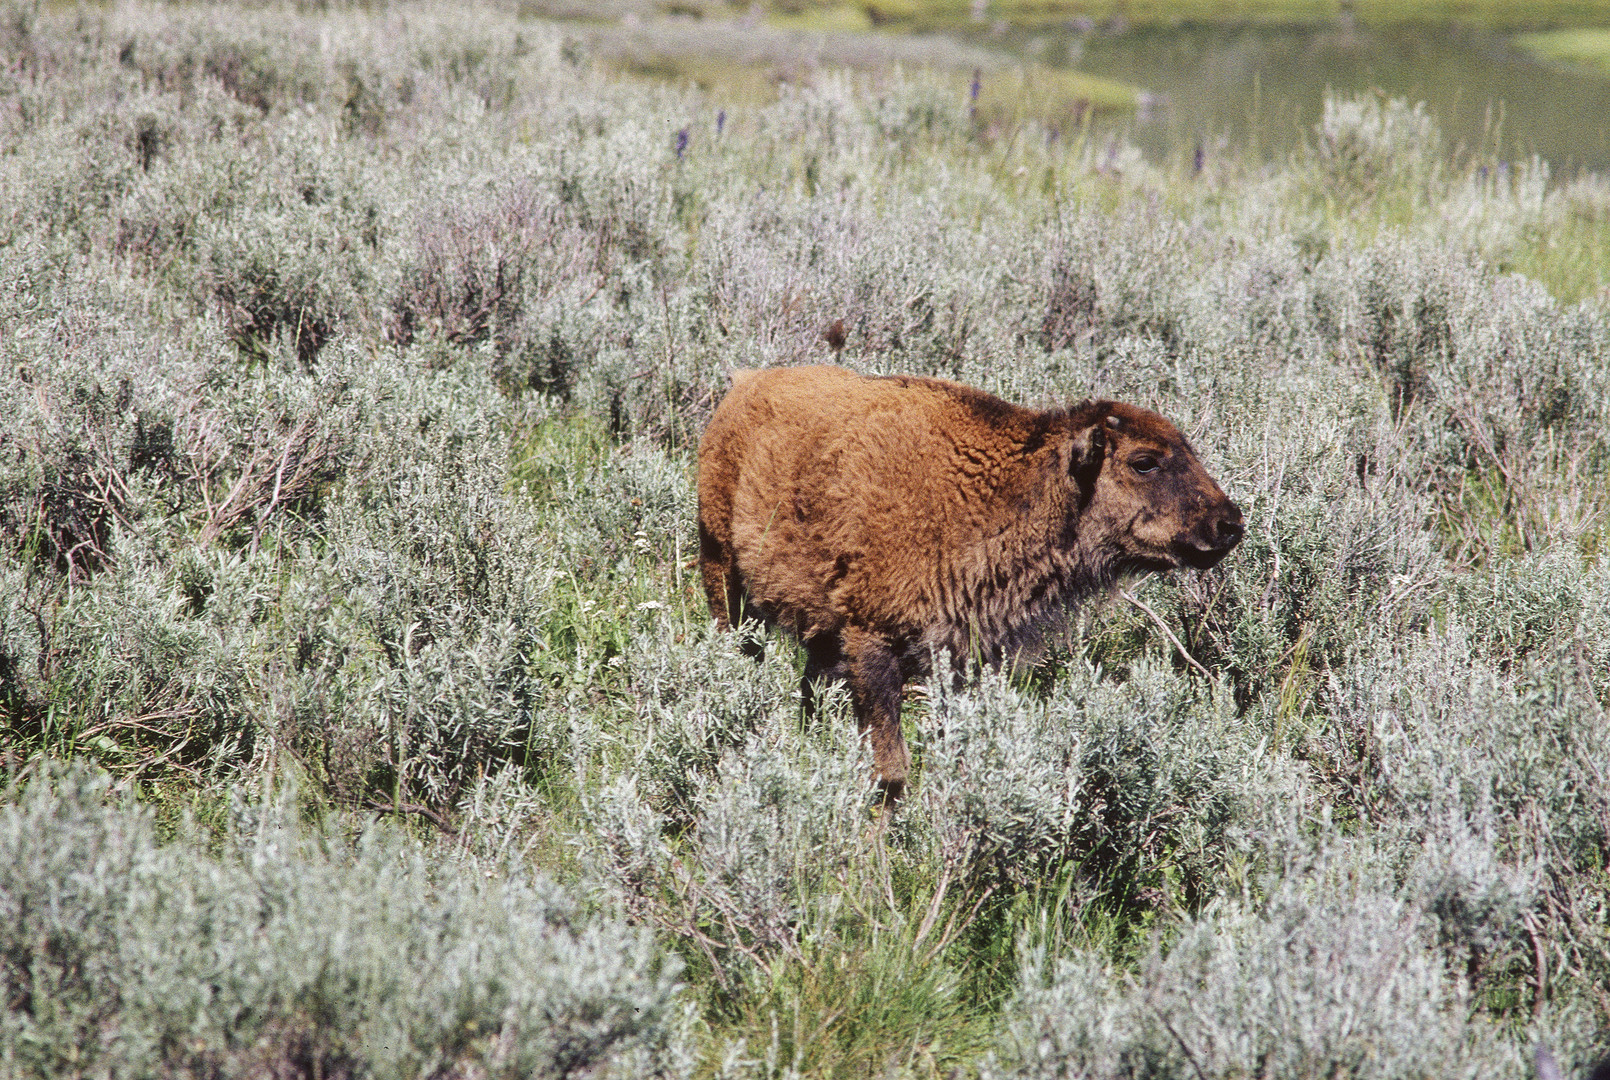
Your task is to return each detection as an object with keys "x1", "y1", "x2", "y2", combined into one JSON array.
[{"x1": 1120, "y1": 586, "x2": 1213, "y2": 680}]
